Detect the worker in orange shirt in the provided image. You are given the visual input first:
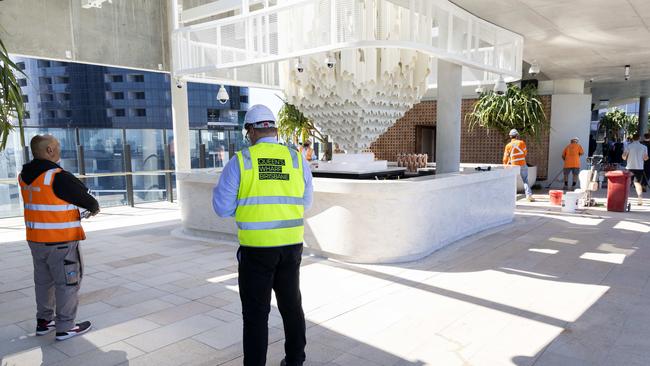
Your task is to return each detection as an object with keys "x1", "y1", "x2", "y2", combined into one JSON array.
[
  {"x1": 299, "y1": 140, "x2": 314, "y2": 161},
  {"x1": 503, "y1": 129, "x2": 534, "y2": 202},
  {"x1": 562, "y1": 137, "x2": 584, "y2": 190}
]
